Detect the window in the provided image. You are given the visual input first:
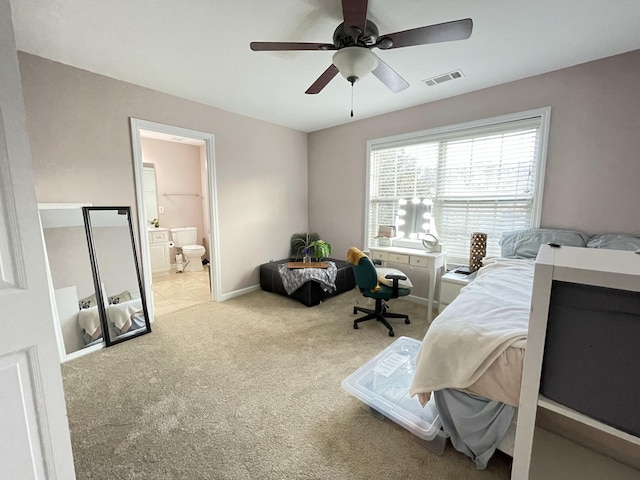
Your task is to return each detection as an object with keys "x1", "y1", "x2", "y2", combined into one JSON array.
[{"x1": 365, "y1": 108, "x2": 550, "y2": 264}]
